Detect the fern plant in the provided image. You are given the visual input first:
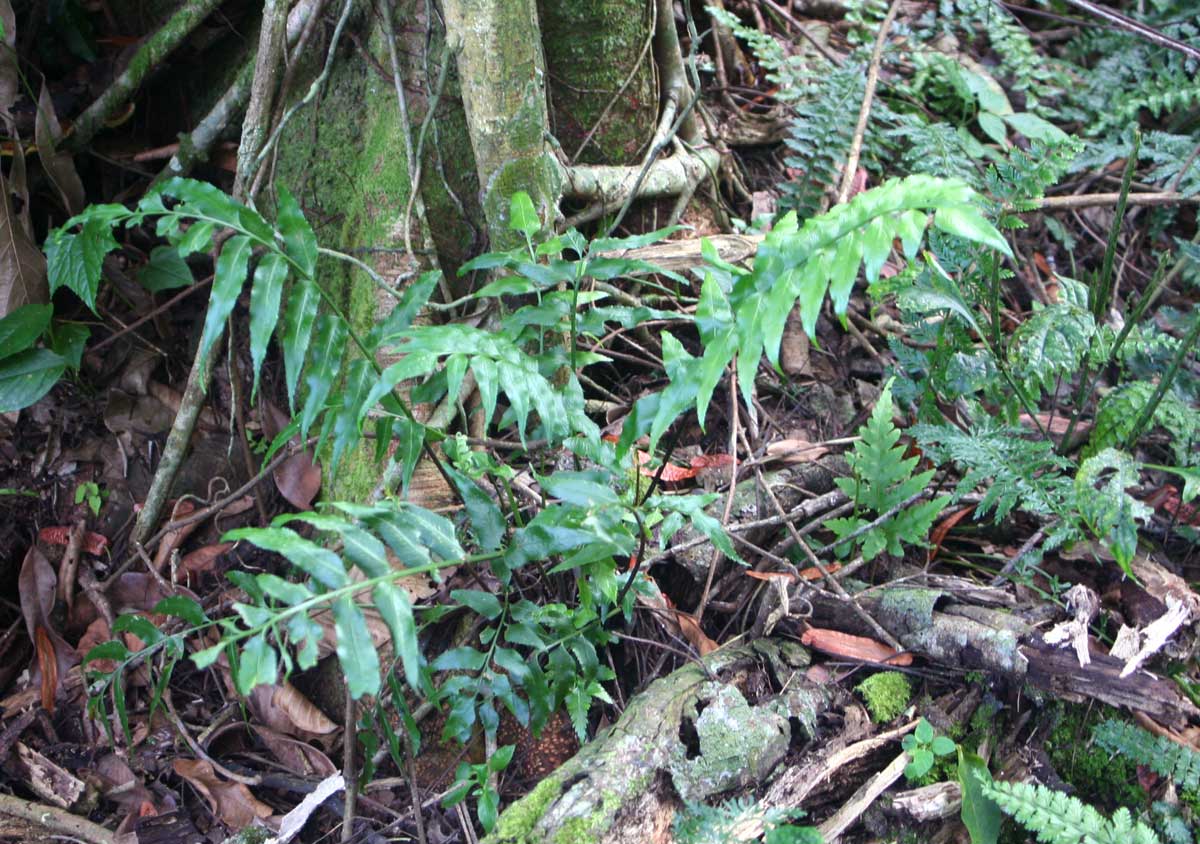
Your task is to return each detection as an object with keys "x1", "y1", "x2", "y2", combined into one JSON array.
[
  {"x1": 1093, "y1": 720, "x2": 1200, "y2": 794},
  {"x1": 983, "y1": 779, "x2": 1161, "y2": 844},
  {"x1": 827, "y1": 380, "x2": 949, "y2": 561},
  {"x1": 673, "y1": 797, "x2": 820, "y2": 844}
]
